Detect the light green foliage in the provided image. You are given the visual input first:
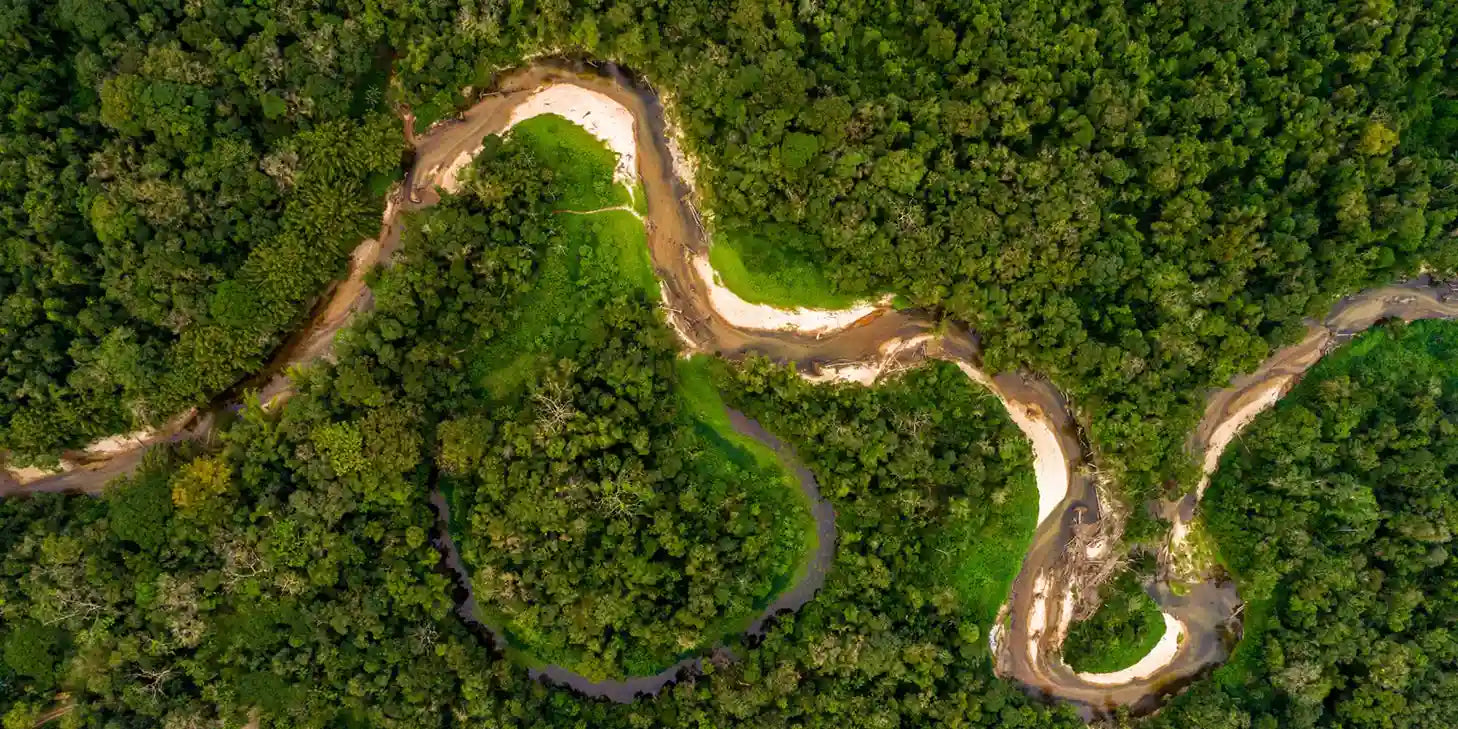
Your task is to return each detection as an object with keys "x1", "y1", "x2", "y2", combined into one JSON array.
[
  {"x1": 707, "y1": 226, "x2": 871, "y2": 310},
  {"x1": 509, "y1": 114, "x2": 630, "y2": 210},
  {"x1": 311, "y1": 421, "x2": 366, "y2": 477},
  {"x1": 169, "y1": 456, "x2": 232, "y2": 510}
]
